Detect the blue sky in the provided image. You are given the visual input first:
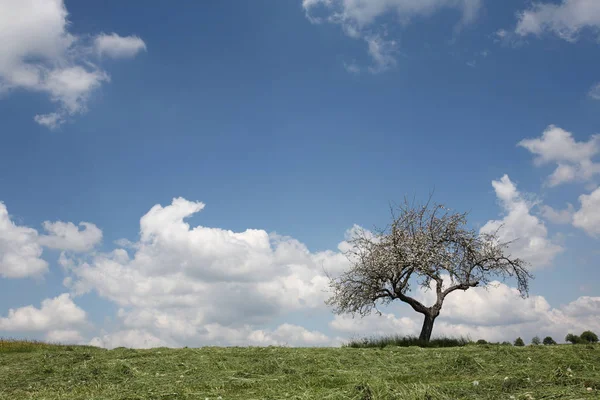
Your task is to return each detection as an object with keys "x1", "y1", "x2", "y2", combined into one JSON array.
[{"x1": 1, "y1": 0, "x2": 600, "y2": 347}]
